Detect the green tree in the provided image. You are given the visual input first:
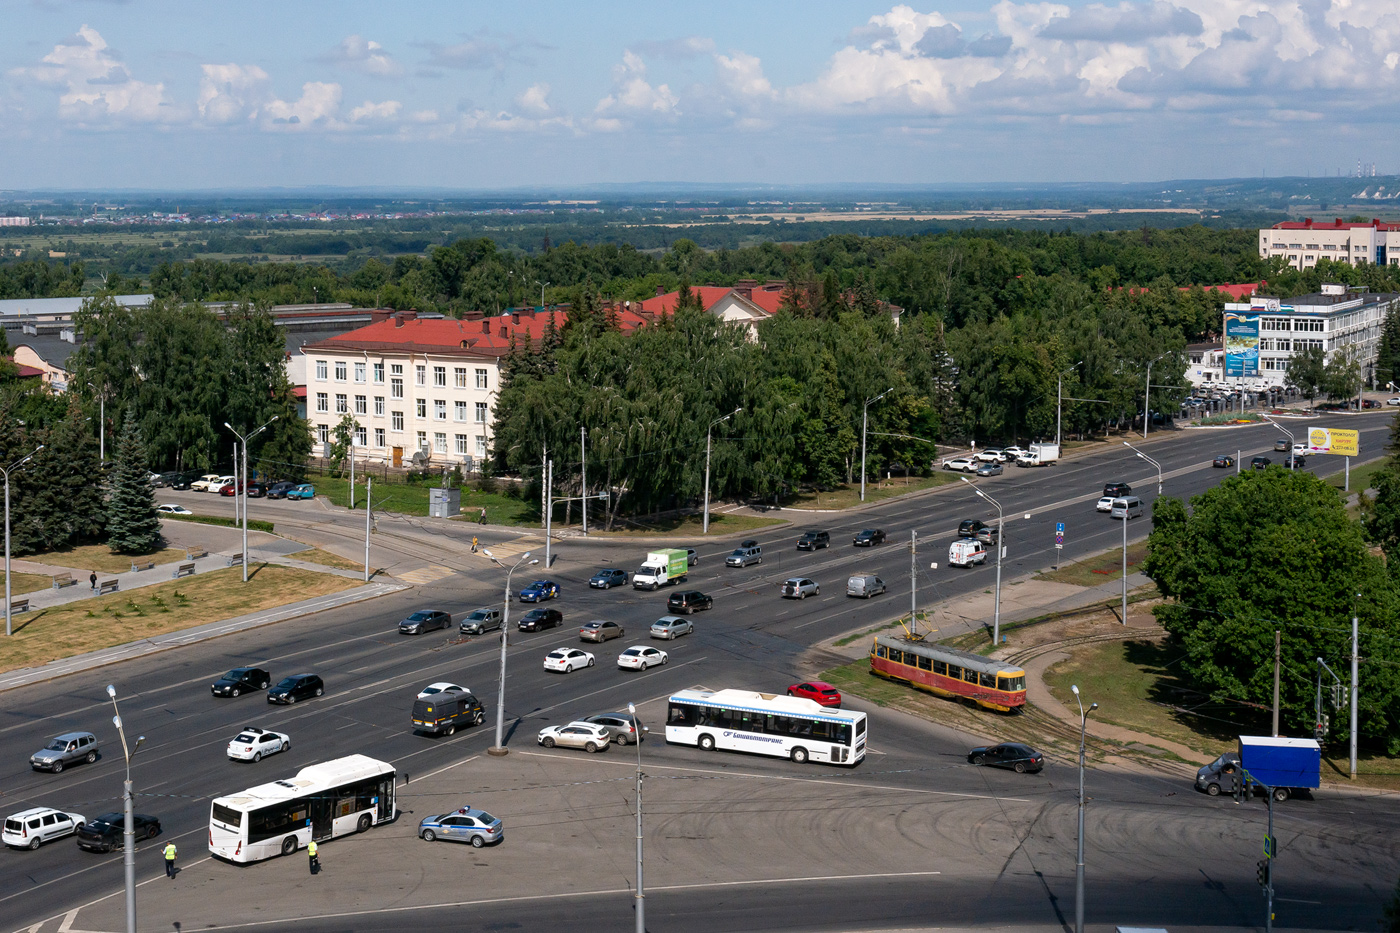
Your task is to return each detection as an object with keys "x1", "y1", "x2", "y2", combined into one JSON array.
[
  {"x1": 105, "y1": 410, "x2": 163, "y2": 554},
  {"x1": 19, "y1": 399, "x2": 104, "y2": 551},
  {"x1": 1322, "y1": 348, "x2": 1362, "y2": 402},
  {"x1": 1286, "y1": 343, "x2": 1327, "y2": 404},
  {"x1": 327, "y1": 413, "x2": 359, "y2": 476}
]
